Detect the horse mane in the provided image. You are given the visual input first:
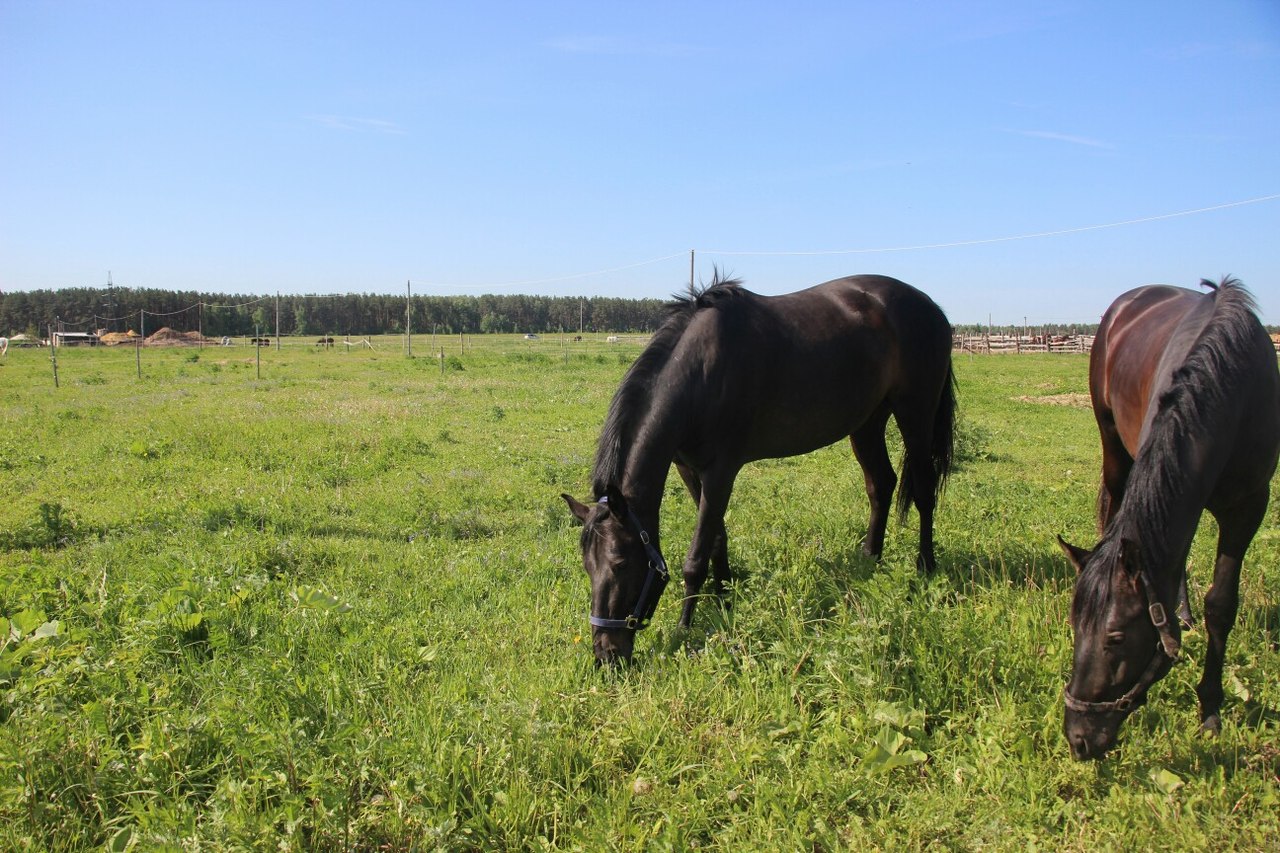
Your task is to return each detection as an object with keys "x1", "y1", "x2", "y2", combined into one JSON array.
[
  {"x1": 590, "y1": 270, "x2": 746, "y2": 494},
  {"x1": 1076, "y1": 277, "x2": 1261, "y2": 626}
]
